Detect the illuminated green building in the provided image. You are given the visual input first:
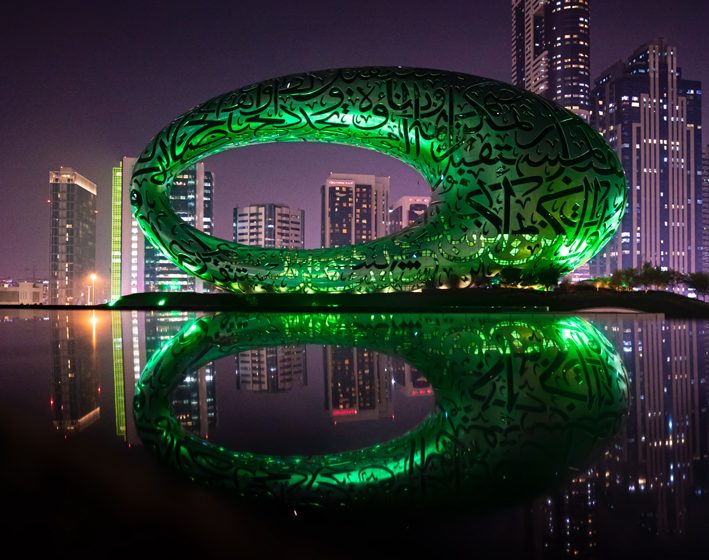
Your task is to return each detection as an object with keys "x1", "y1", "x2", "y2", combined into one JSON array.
[
  {"x1": 130, "y1": 68, "x2": 626, "y2": 292},
  {"x1": 110, "y1": 163, "x2": 123, "y2": 301}
]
